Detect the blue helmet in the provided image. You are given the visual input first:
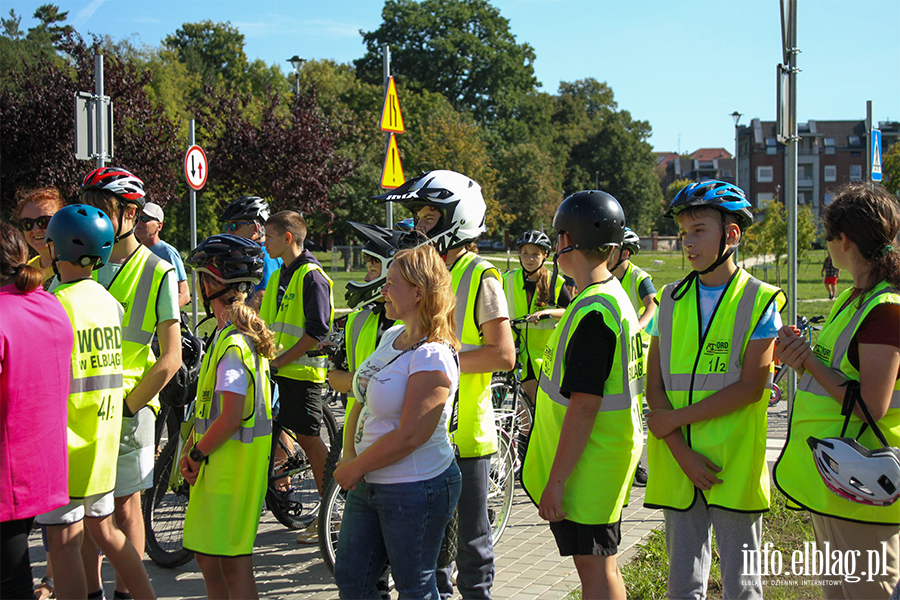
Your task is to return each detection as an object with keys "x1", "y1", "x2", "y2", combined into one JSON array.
[
  {"x1": 45, "y1": 204, "x2": 115, "y2": 269},
  {"x1": 664, "y1": 180, "x2": 753, "y2": 230}
]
